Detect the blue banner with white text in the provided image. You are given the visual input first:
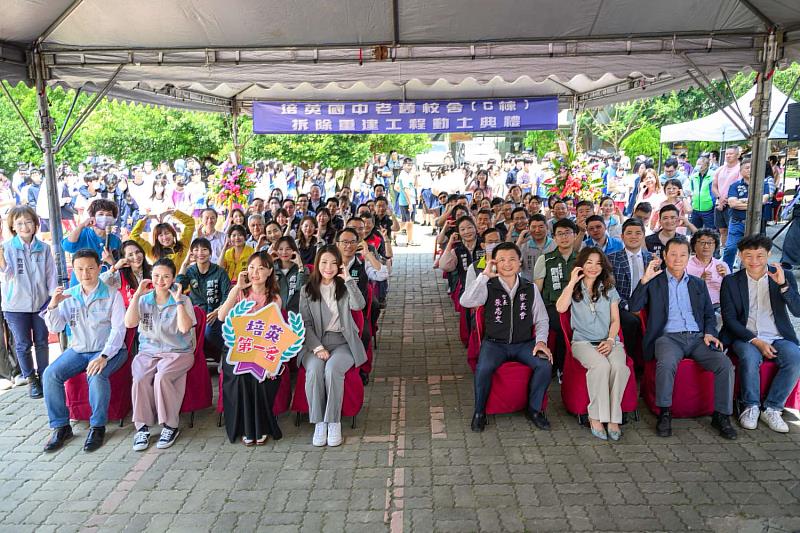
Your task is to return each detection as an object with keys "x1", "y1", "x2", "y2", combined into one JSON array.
[{"x1": 252, "y1": 97, "x2": 558, "y2": 134}]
